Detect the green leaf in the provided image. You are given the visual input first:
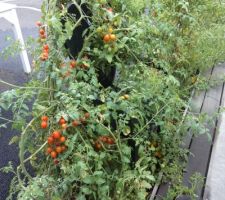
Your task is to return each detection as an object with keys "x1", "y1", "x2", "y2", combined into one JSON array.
[
  {"x1": 81, "y1": 187, "x2": 92, "y2": 195},
  {"x1": 9, "y1": 136, "x2": 20, "y2": 145},
  {"x1": 105, "y1": 54, "x2": 113, "y2": 63},
  {"x1": 140, "y1": 180, "x2": 152, "y2": 189},
  {"x1": 83, "y1": 176, "x2": 95, "y2": 184}
]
